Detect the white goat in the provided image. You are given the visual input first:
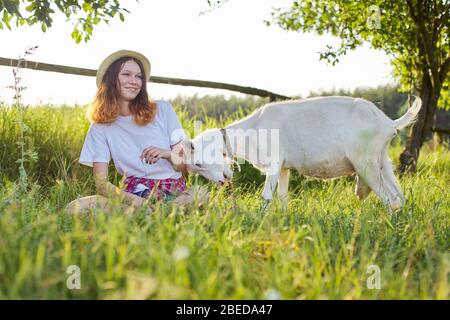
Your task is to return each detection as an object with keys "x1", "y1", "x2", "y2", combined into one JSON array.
[{"x1": 182, "y1": 96, "x2": 422, "y2": 210}]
